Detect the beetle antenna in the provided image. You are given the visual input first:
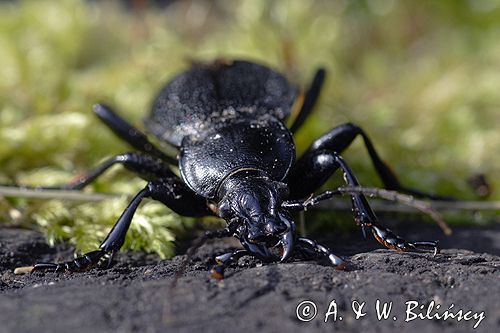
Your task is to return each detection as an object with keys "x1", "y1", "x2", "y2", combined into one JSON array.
[{"x1": 344, "y1": 187, "x2": 451, "y2": 235}]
